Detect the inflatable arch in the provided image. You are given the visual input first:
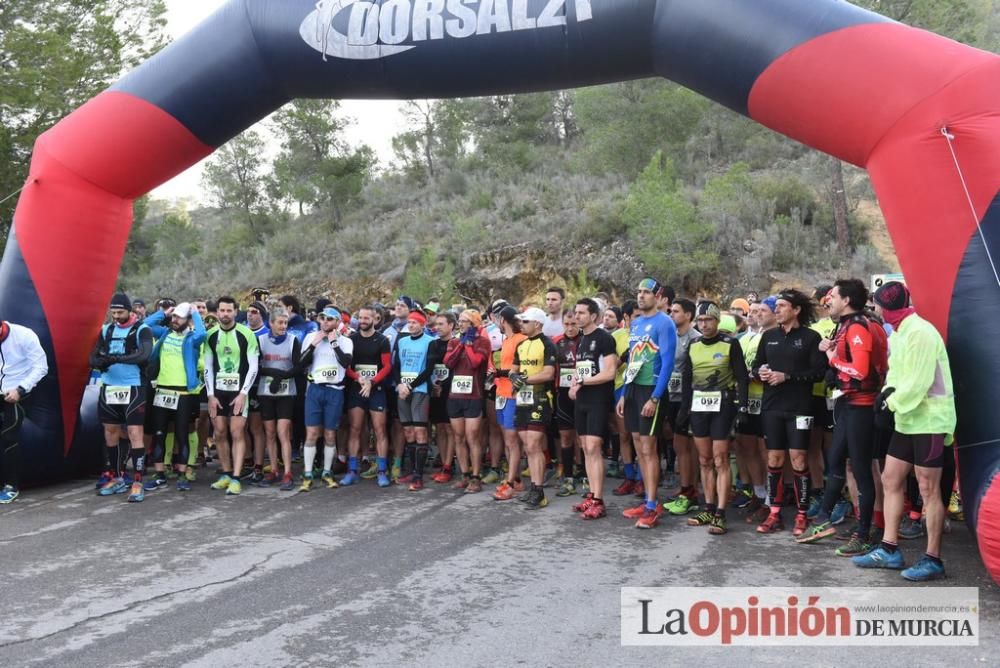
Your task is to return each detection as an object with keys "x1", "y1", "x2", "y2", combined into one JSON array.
[{"x1": 8, "y1": 0, "x2": 1000, "y2": 582}]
